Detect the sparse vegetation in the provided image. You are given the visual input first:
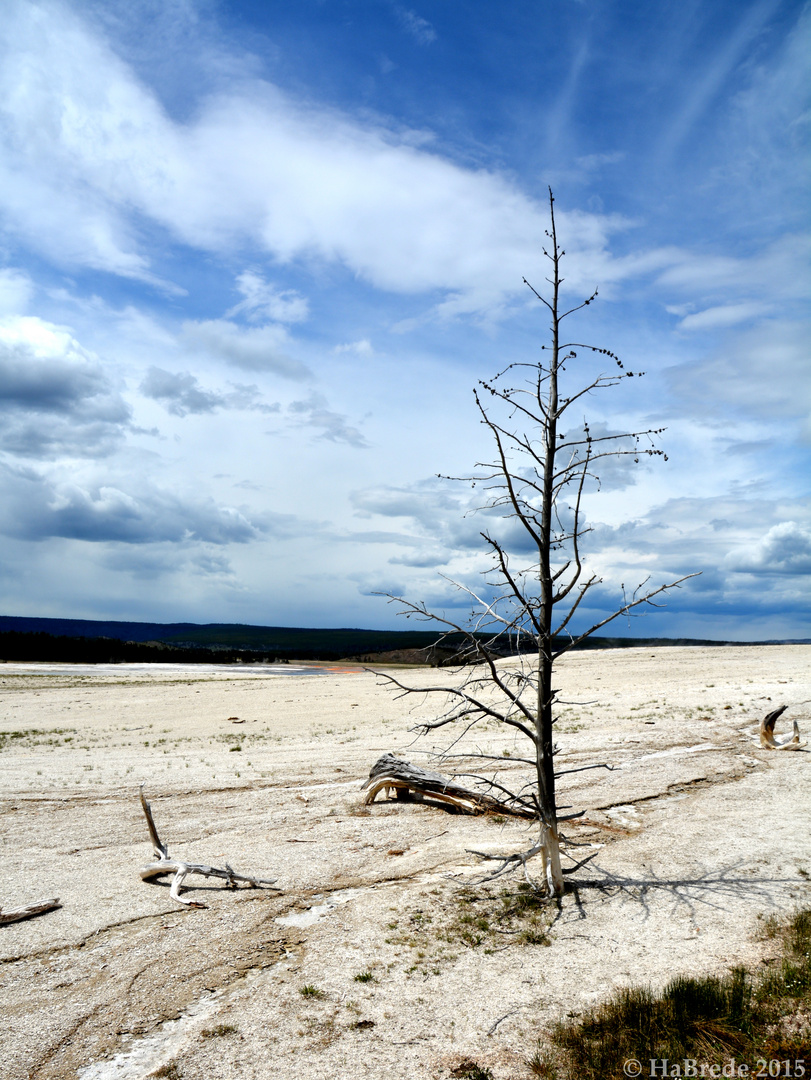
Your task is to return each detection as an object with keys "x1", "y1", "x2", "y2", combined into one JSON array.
[
  {"x1": 353, "y1": 970, "x2": 376, "y2": 983},
  {"x1": 528, "y1": 908, "x2": 811, "y2": 1078},
  {"x1": 385, "y1": 884, "x2": 554, "y2": 972},
  {"x1": 0, "y1": 727, "x2": 77, "y2": 751},
  {"x1": 450, "y1": 1059, "x2": 494, "y2": 1080},
  {"x1": 200, "y1": 1024, "x2": 238, "y2": 1038},
  {"x1": 299, "y1": 984, "x2": 325, "y2": 998},
  {"x1": 149, "y1": 1061, "x2": 182, "y2": 1080}
]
